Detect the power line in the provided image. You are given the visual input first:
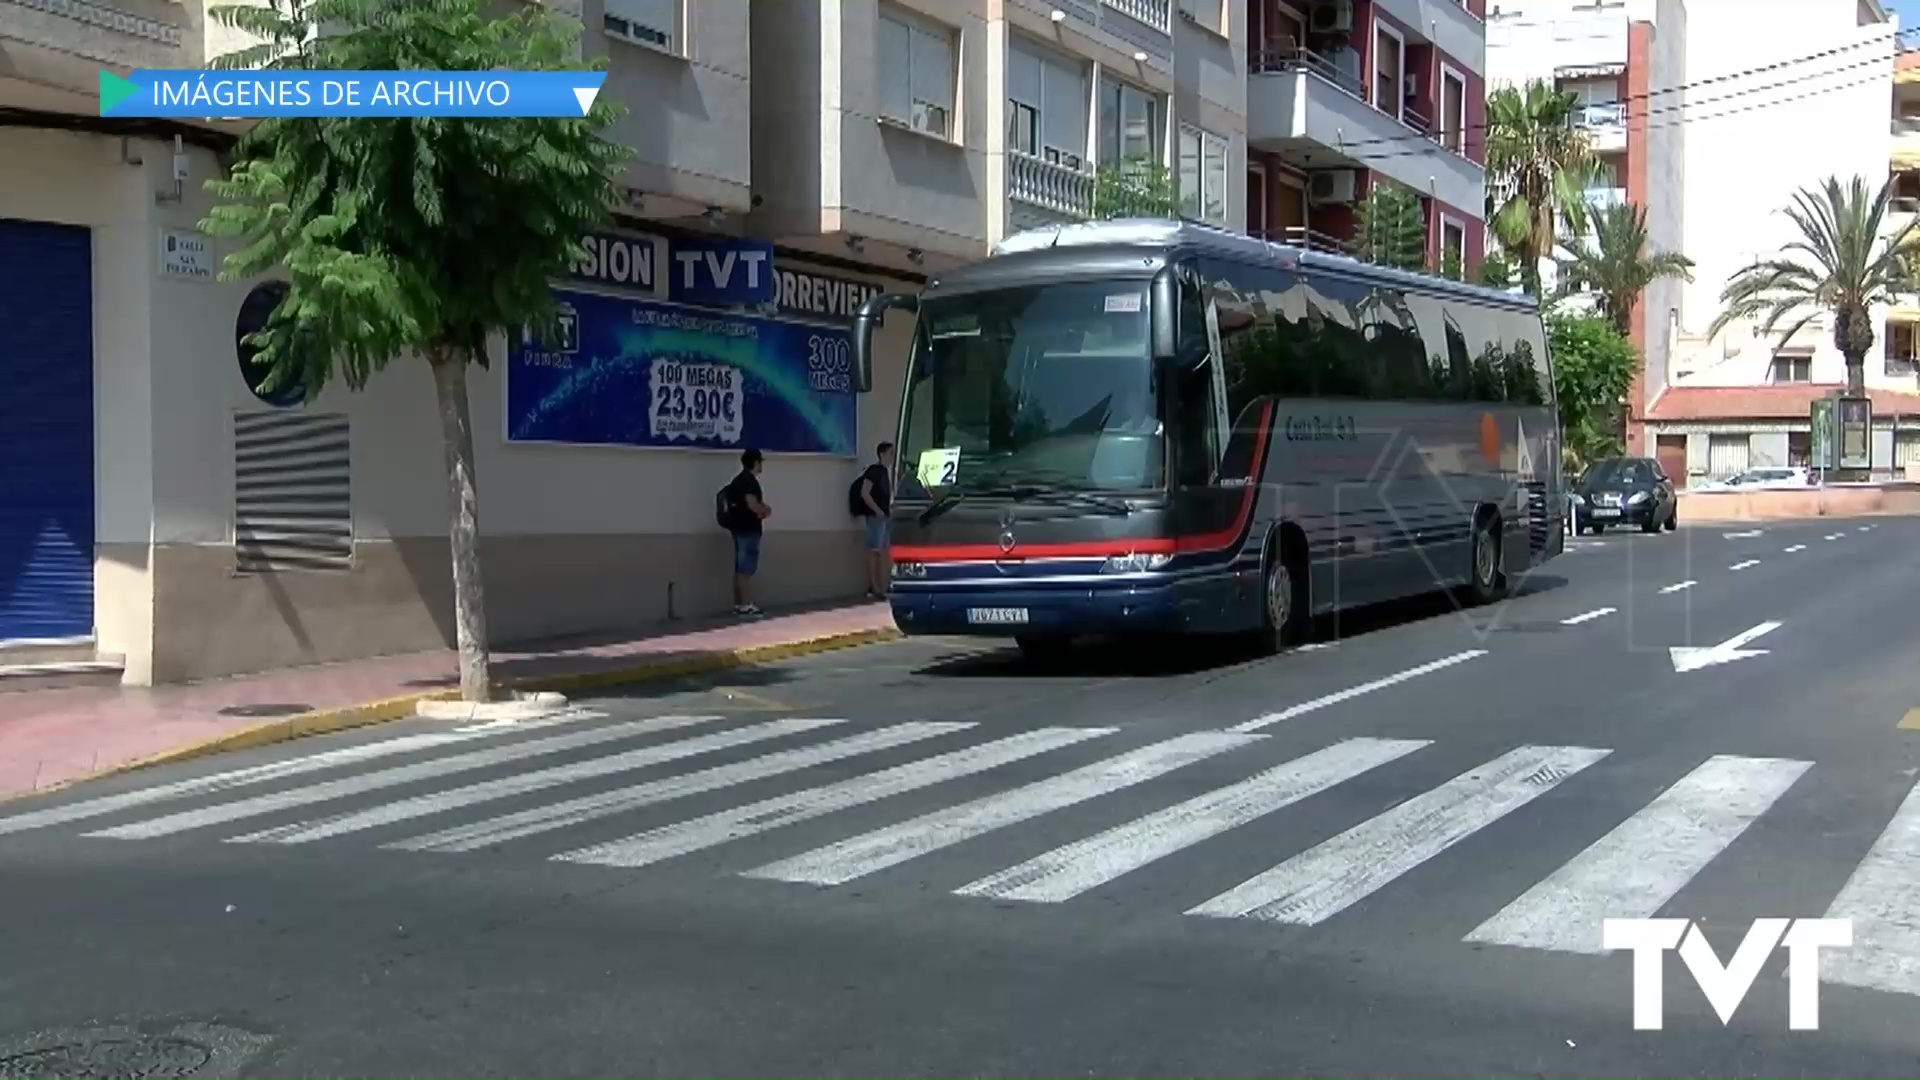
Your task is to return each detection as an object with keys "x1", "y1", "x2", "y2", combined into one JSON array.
[
  {"x1": 1341, "y1": 46, "x2": 1903, "y2": 166},
  {"x1": 1299, "y1": 25, "x2": 1917, "y2": 156}
]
